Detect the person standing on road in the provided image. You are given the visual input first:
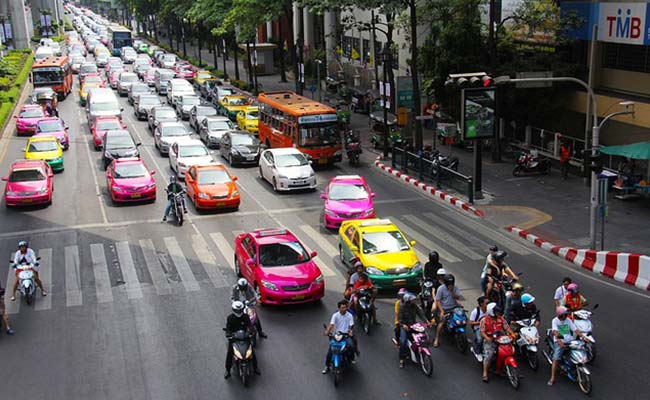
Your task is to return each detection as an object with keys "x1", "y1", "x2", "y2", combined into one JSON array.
[
  {"x1": 560, "y1": 141, "x2": 571, "y2": 180},
  {"x1": 0, "y1": 280, "x2": 15, "y2": 335},
  {"x1": 554, "y1": 277, "x2": 572, "y2": 307}
]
